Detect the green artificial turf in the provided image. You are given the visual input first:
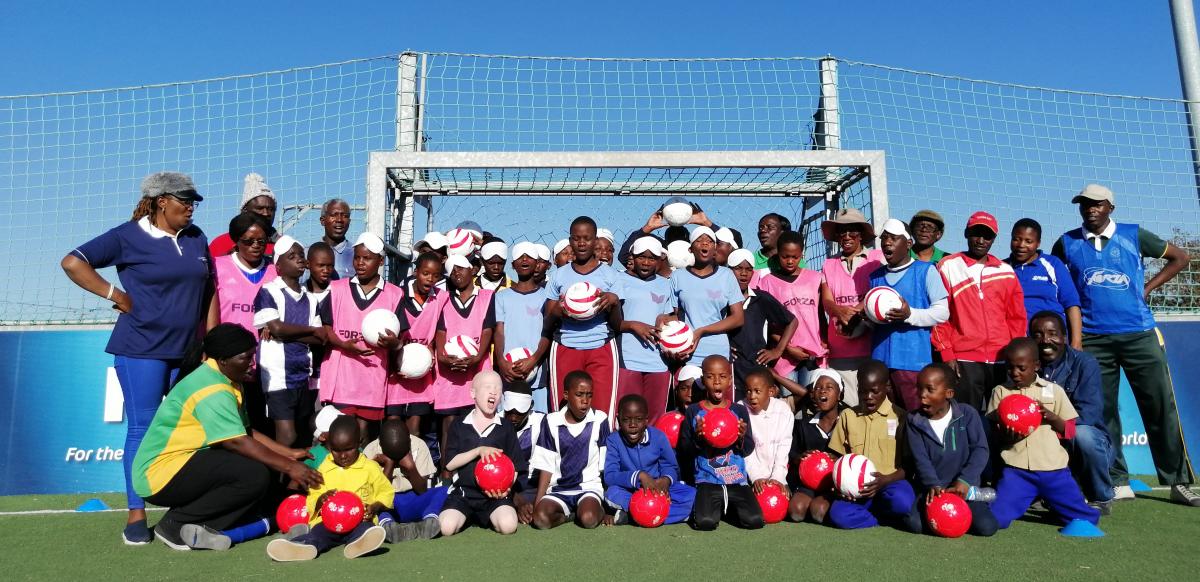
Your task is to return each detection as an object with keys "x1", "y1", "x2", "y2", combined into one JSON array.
[{"x1": 0, "y1": 488, "x2": 1195, "y2": 580}]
